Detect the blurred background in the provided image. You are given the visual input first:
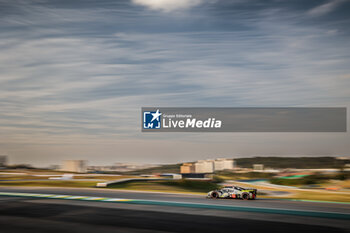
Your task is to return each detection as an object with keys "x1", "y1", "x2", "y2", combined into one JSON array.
[{"x1": 1, "y1": 155, "x2": 350, "y2": 202}]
